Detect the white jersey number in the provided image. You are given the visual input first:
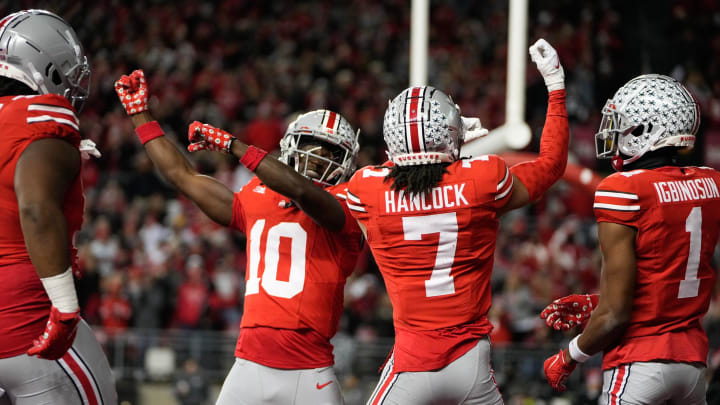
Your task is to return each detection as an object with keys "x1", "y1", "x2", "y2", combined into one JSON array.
[
  {"x1": 402, "y1": 212, "x2": 458, "y2": 297},
  {"x1": 246, "y1": 220, "x2": 307, "y2": 299},
  {"x1": 678, "y1": 207, "x2": 702, "y2": 299}
]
